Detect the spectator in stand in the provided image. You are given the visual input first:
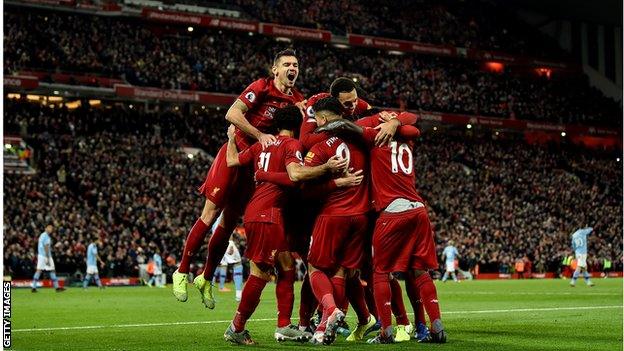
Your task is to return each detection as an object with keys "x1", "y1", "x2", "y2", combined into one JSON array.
[
  {"x1": 3, "y1": 10, "x2": 621, "y2": 127},
  {"x1": 3, "y1": 100, "x2": 621, "y2": 280}
]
